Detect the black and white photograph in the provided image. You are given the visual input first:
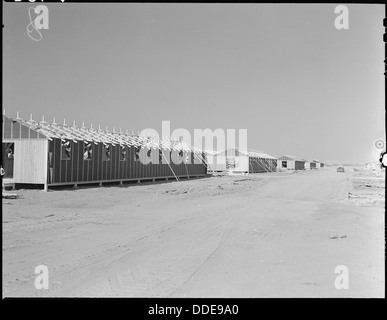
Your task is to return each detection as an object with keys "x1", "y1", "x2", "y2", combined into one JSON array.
[{"x1": 2, "y1": 1, "x2": 385, "y2": 304}]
